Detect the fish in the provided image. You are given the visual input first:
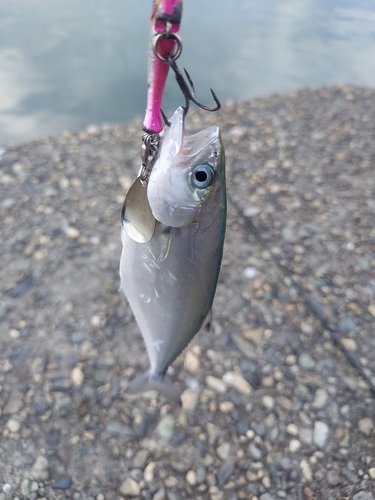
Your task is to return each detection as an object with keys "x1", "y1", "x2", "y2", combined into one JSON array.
[{"x1": 119, "y1": 106, "x2": 226, "y2": 404}]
